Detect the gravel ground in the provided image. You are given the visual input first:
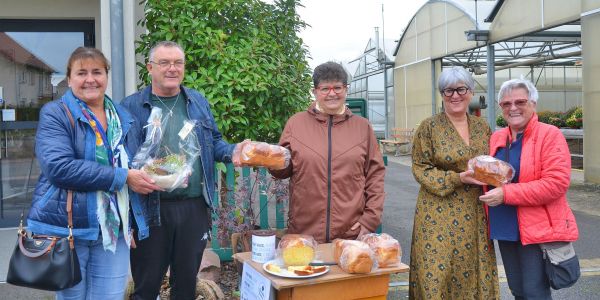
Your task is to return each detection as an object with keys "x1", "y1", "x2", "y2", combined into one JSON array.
[{"x1": 218, "y1": 261, "x2": 241, "y2": 299}]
